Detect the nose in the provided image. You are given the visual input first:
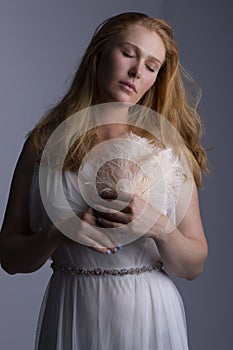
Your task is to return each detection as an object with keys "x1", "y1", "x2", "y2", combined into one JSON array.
[{"x1": 128, "y1": 62, "x2": 142, "y2": 79}]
